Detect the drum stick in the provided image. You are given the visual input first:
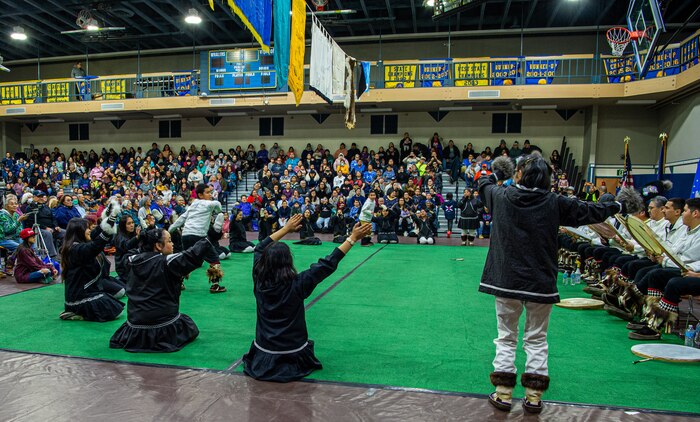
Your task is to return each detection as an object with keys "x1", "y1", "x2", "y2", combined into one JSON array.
[{"x1": 633, "y1": 357, "x2": 653, "y2": 364}]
